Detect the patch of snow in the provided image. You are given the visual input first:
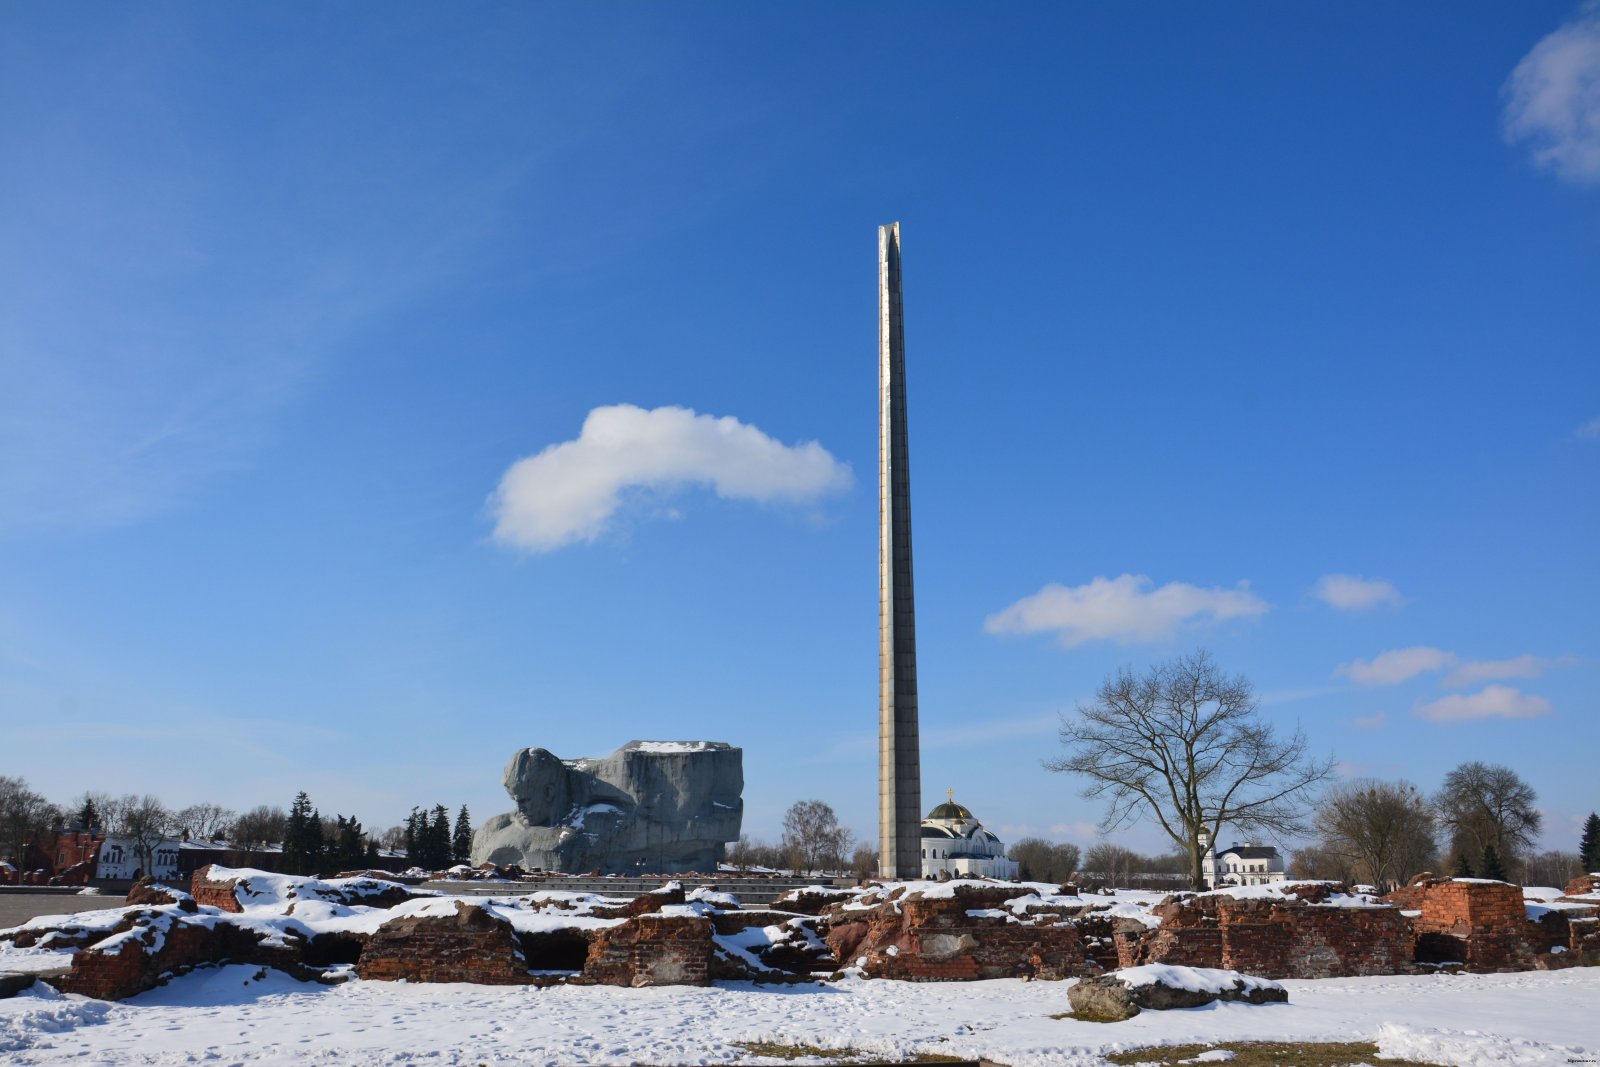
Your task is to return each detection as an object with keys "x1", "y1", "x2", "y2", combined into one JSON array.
[
  {"x1": 1113, "y1": 964, "x2": 1285, "y2": 996},
  {"x1": 2, "y1": 966, "x2": 1596, "y2": 1064},
  {"x1": 0, "y1": 985, "x2": 112, "y2": 1053},
  {"x1": 1376, "y1": 1021, "x2": 1590, "y2": 1067},
  {"x1": 629, "y1": 741, "x2": 714, "y2": 753}
]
